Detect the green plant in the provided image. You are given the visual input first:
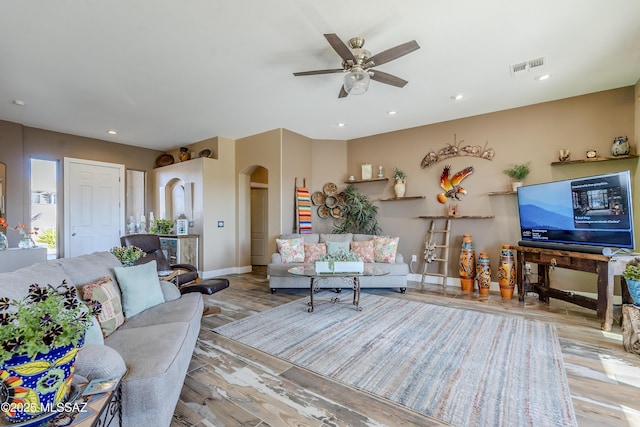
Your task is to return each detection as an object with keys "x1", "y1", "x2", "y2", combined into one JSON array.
[
  {"x1": 623, "y1": 258, "x2": 640, "y2": 281},
  {"x1": 0, "y1": 282, "x2": 100, "y2": 364},
  {"x1": 109, "y1": 245, "x2": 146, "y2": 267},
  {"x1": 332, "y1": 185, "x2": 381, "y2": 235},
  {"x1": 317, "y1": 250, "x2": 362, "y2": 270},
  {"x1": 503, "y1": 163, "x2": 531, "y2": 181},
  {"x1": 149, "y1": 219, "x2": 173, "y2": 234},
  {"x1": 393, "y1": 167, "x2": 406, "y2": 181},
  {"x1": 37, "y1": 229, "x2": 57, "y2": 249}
]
